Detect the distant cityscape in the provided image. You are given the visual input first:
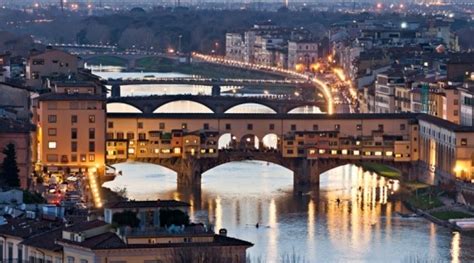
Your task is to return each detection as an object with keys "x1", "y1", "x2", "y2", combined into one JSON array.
[{"x1": 0, "y1": 1, "x2": 473, "y2": 262}]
